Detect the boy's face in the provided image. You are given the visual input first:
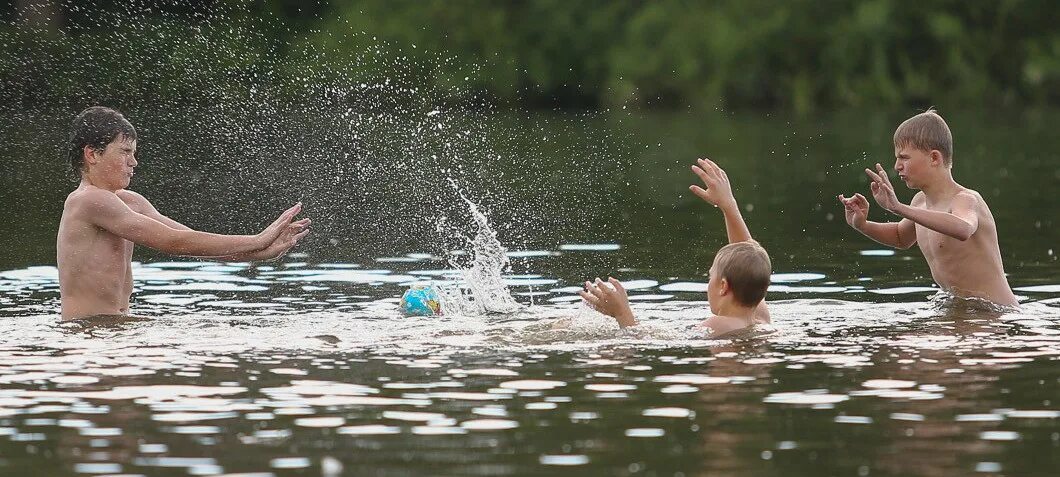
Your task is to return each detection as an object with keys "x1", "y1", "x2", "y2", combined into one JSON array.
[
  {"x1": 88, "y1": 136, "x2": 137, "y2": 191},
  {"x1": 893, "y1": 145, "x2": 934, "y2": 190}
]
